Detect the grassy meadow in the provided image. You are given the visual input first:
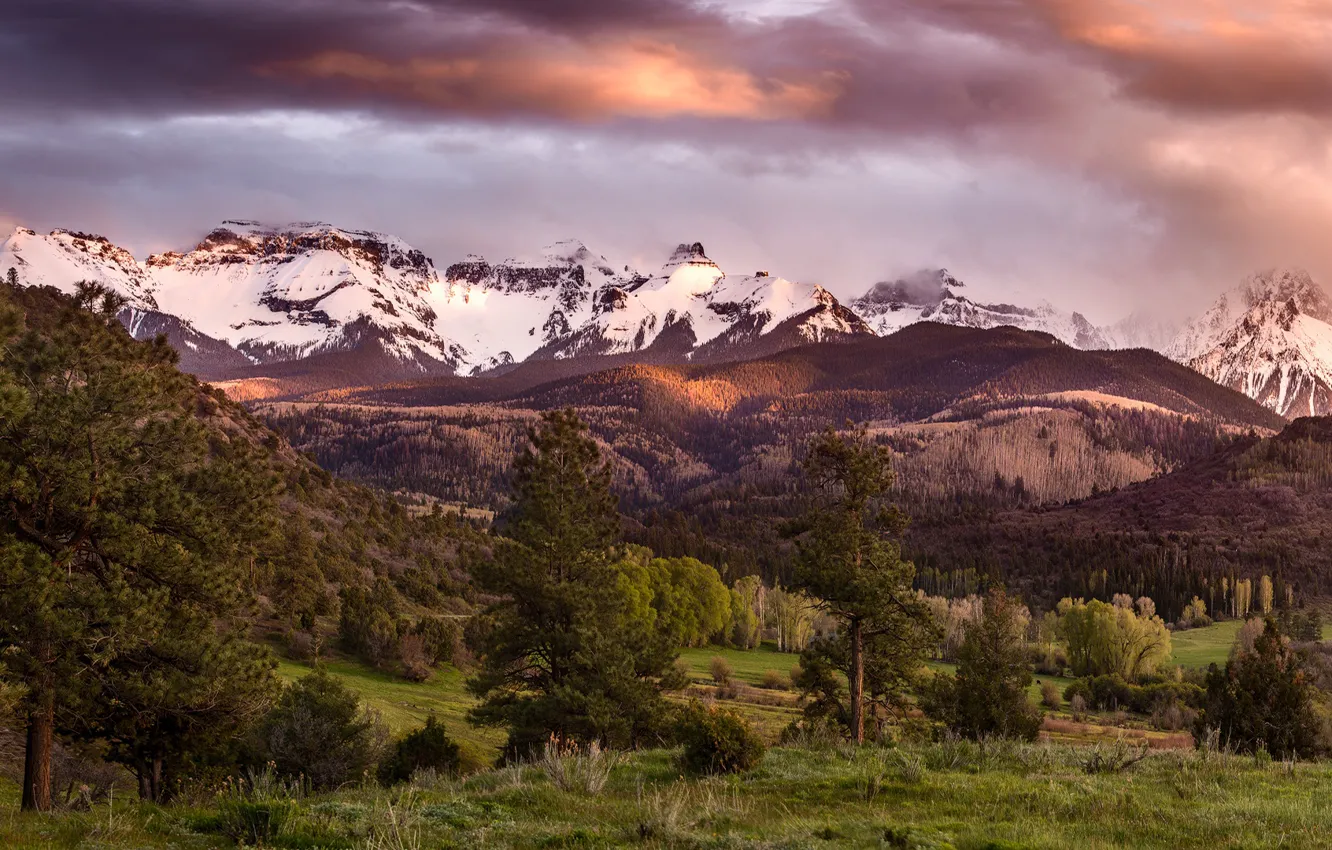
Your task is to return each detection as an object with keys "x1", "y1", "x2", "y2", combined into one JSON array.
[
  {"x1": 0, "y1": 620, "x2": 1295, "y2": 849},
  {"x1": 4, "y1": 738, "x2": 1332, "y2": 849}
]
